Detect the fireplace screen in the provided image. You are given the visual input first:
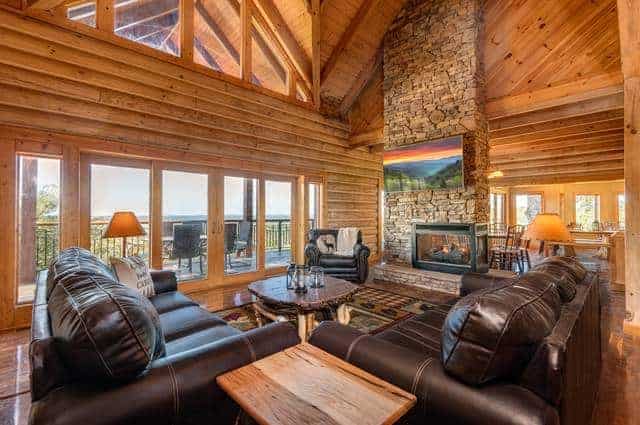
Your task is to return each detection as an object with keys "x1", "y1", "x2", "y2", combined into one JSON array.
[
  {"x1": 412, "y1": 223, "x2": 488, "y2": 274},
  {"x1": 417, "y1": 233, "x2": 471, "y2": 266}
]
